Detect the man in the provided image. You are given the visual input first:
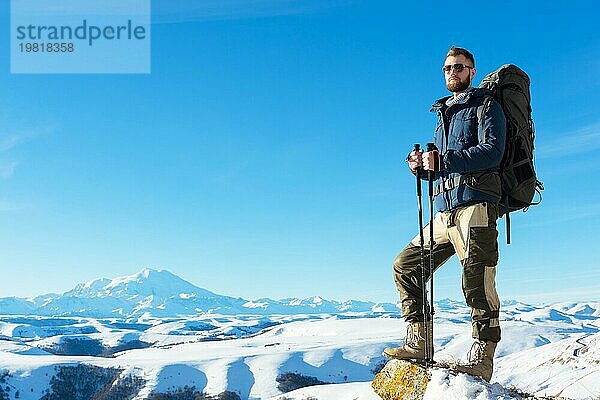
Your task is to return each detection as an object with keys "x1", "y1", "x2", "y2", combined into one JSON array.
[{"x1": 383, "y1": 46, "x2": 506, "y2": 383}]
